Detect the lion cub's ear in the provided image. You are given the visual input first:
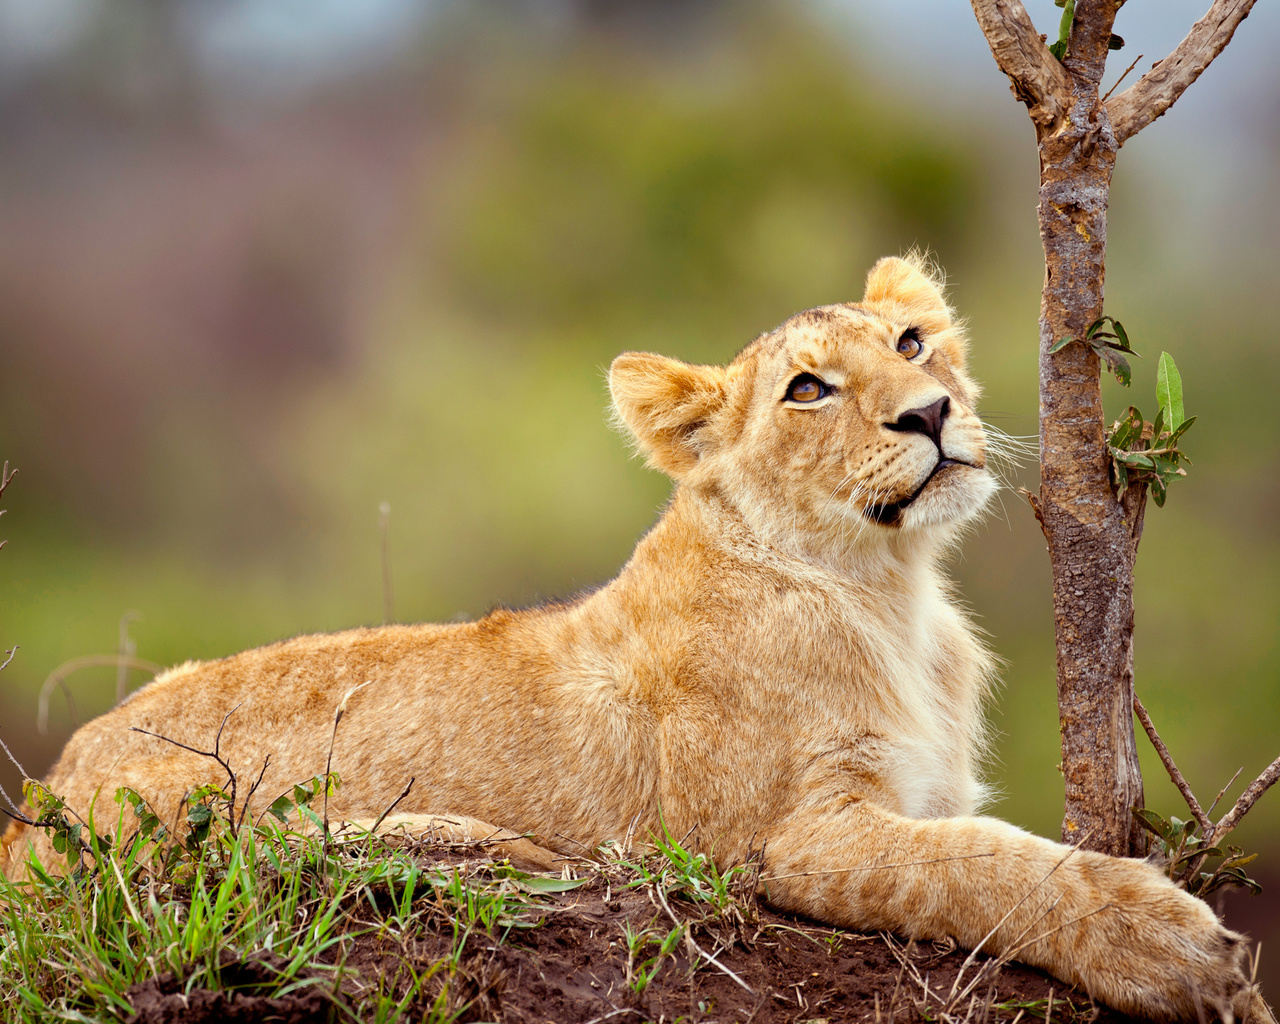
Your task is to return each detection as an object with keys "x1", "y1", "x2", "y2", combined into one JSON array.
[
  {"x1": 610, "y1": 352, "x2": 728, "y2": 478},
  {"x1": 862, "y1": 254, "x2": 953, "y2": 334}
]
